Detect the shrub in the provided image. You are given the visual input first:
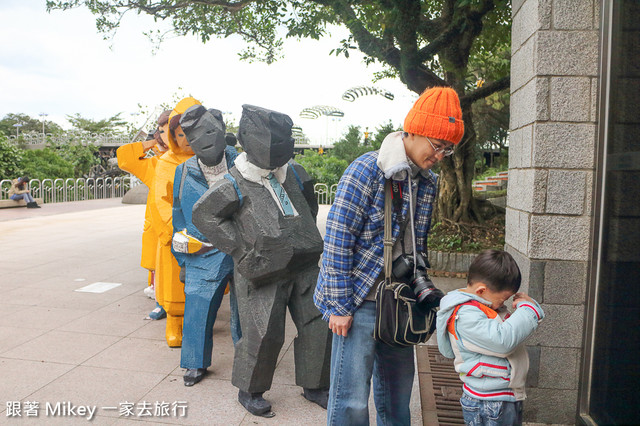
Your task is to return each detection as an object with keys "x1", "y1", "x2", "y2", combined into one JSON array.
[
  {"x1": 295, "y1": 150, "x2": 348, "y2": 187},
  {"x1": 0, "y1": 137, "x2": 23, "y2": 179},
  {"x1": 49, "y1": 141, "x2": 100, "y2": 177},
  {"x1": 20, "y1": 148, "x2": 74, "y2": 180}
]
